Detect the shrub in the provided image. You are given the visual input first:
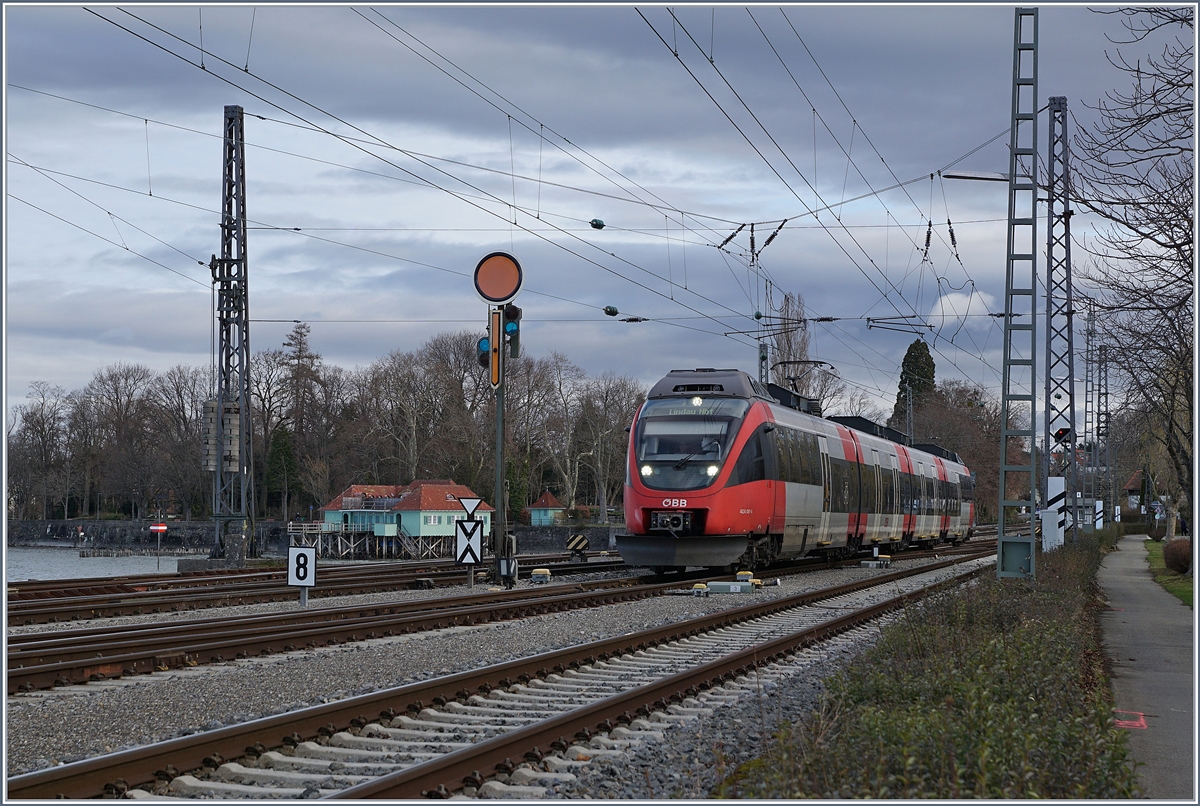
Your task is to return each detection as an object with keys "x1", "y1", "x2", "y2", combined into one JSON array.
[
  {"x1": 1162, "y1": 538, "x2": 1192, "y2": 575},
  {"x1": 717, "y1": 538, "x2": 1140, "y2": 799}
]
